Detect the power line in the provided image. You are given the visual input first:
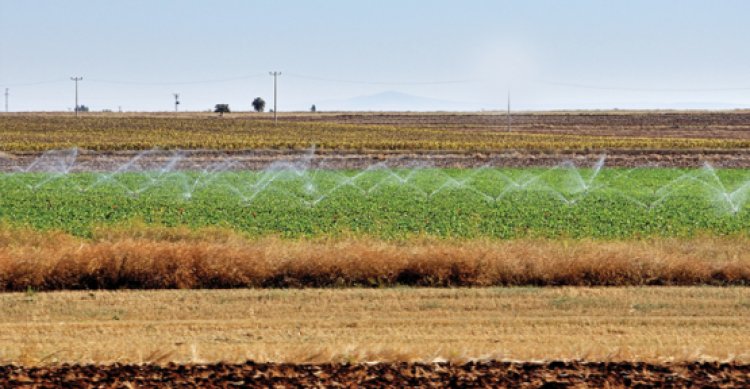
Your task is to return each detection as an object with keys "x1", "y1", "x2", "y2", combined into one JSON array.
[
  {"x1": 285, "y1": 73, "x2": 478, "y2": 86},
  {"x1": 86, "y1": 74, "x2": 266, "y2": 86},
  {"x1": 6, "y1": 74, "x2": 750, "y2": 91},
  {"x1": 0, "y1": 79, "x2": 68, "y2": 87},
  {"x1": 1, "y1": 75, "x2": 266, "y2": 88},
  {"x1": 3, "y1": 74, "x2": 477, "y2": 88},
  {"x1": 540, "y1": 80, "x2": 750, "y2": 92},
  {"x1": 4, "y1": 72, "x2": 750, "y2": 112}
]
